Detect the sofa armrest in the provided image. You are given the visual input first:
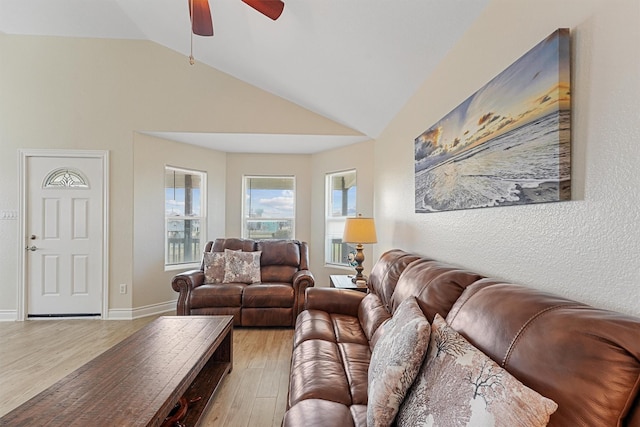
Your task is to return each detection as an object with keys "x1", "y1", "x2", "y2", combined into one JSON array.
[
  {"x1": 304, "y1": 287, "x2": 365, "y2": 318},
  {"x1": 292, "y1": 269, "x2": 315, "y2": 319},
  {"x1": 171, "y1": 269, "x2": 204, "y2": 316}
]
